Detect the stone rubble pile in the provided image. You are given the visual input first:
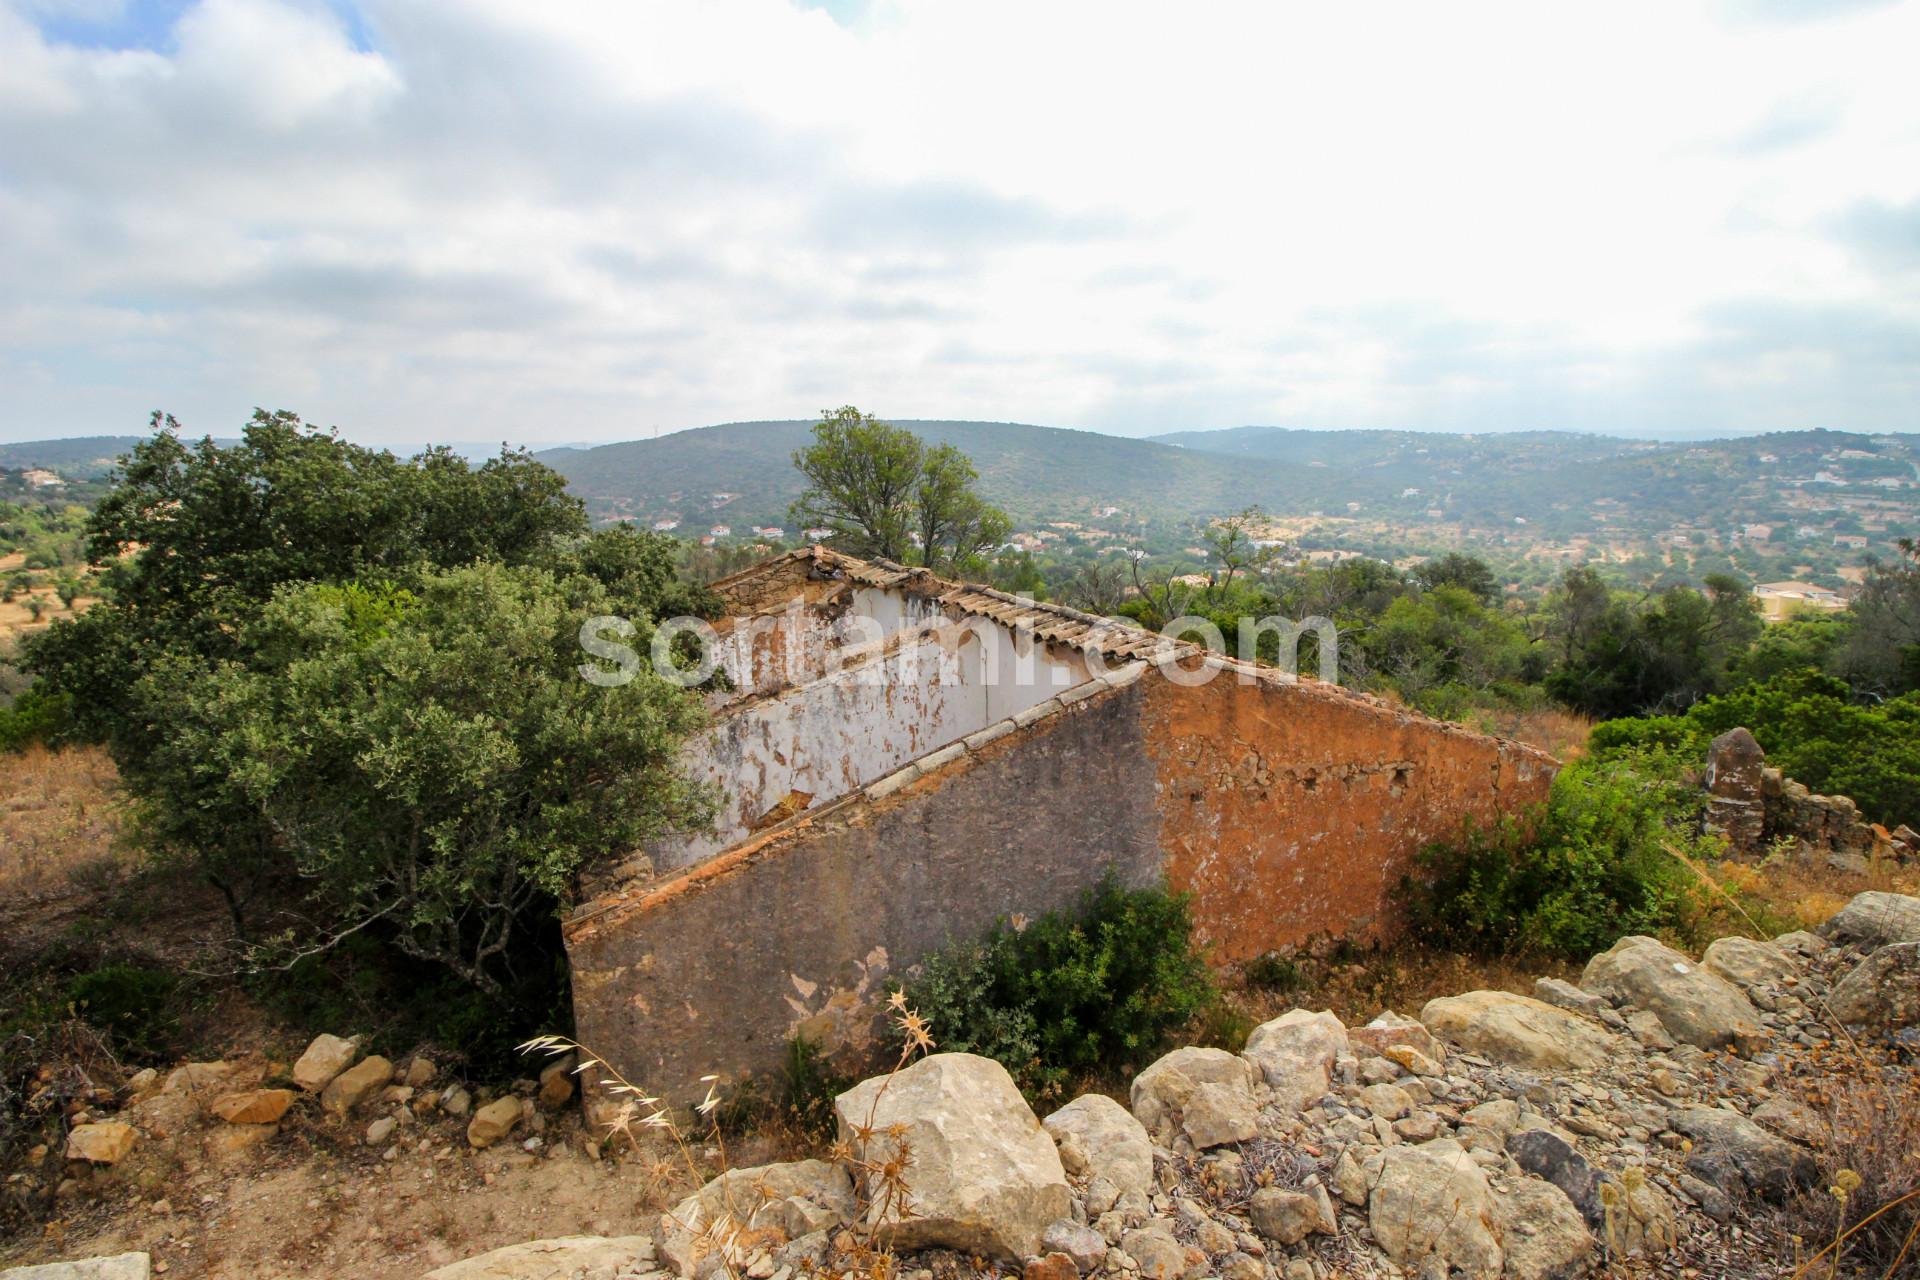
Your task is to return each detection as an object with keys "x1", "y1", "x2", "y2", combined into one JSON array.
[
  {"x1": 15, "y1": 890, "x2": 1918, "y2": 1280},
  {"x1": 627, "y1": 888, "x2": 1919, "y2": 1280}
]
